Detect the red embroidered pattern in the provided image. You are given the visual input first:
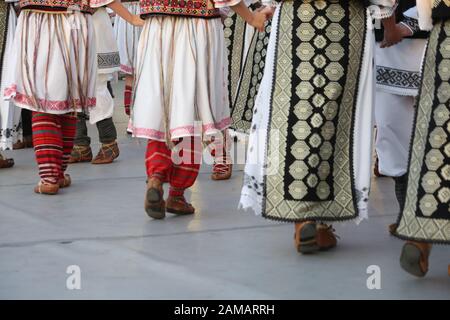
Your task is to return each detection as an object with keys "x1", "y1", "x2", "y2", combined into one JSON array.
[
  {"x1": 19, "y1": 0, "x2": 111, "y2": 12},
  {"x1": 120, "y1": 64, "x2": 134, "y2": 74},
  {"x1": 128, "y1": 117, "x2": 231, "y2": 140},
  {"x1": 139, "y1": 0, "x2": 220, "y2": 18},
  {"x1": 9, "y1": 88, "x2": 96, "y2": 112}
]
